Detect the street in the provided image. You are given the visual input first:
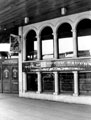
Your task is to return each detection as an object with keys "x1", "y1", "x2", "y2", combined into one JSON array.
[{"x1": 0, "y1": 93, "x2": 91, "y2": 120}]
